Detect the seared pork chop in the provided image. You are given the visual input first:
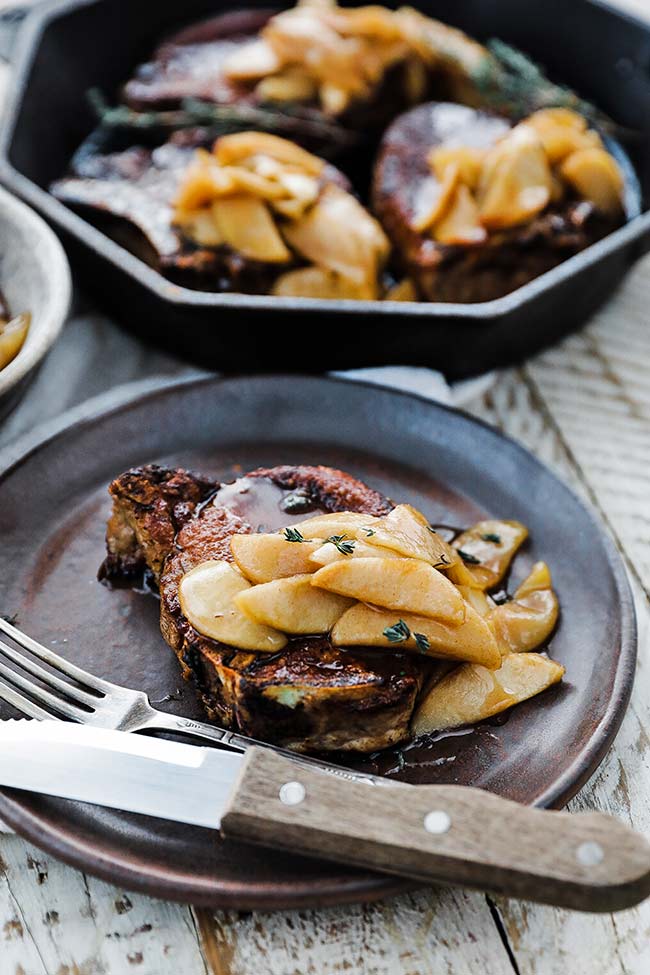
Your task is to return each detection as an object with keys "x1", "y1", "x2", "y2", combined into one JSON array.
[
  {"x1": 122, "y1": 8, "x2": 427, "y2": 142},
  {"x1": 101, "y1": 464, "x2": 426, "y2": 752},
  {"x1": 372, "y1": 102, "x2": 622, "y2": 303},
  {"x1": 51, "y1": 138, "x2": 352, "y2": 292}
]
